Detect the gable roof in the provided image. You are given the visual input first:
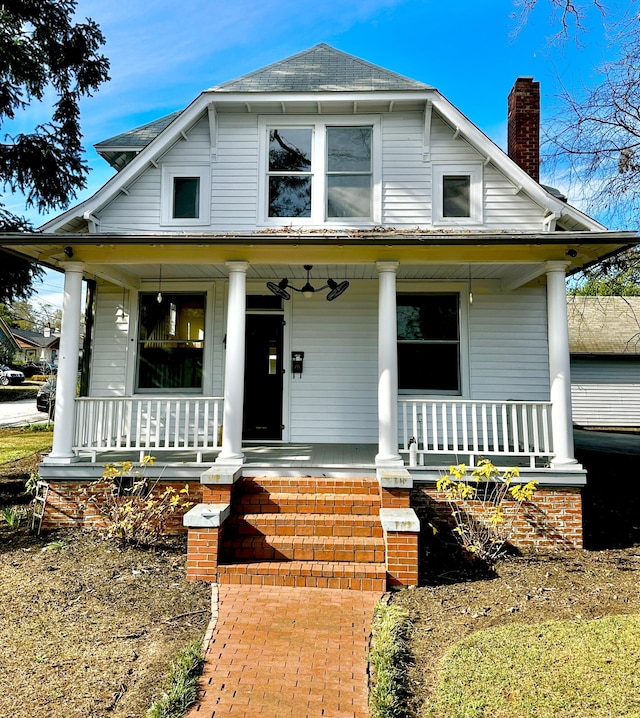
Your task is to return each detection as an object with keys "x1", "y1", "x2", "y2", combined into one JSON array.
[
  {"x1": 212, "y1": 43, "x2": 431, "y2": 93},
  {"x1": 568, "y1": 296, "x2": 640, "y2": 355},
  {"x1": 39, "y1": 44, "x2": 607, "y2": 234},
  {"x1": 11, "y1": 328, "x2": 59, "y2": 349},
  {"x1": 95, "y1": 111, "x2": 182, "y2": 169}
]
